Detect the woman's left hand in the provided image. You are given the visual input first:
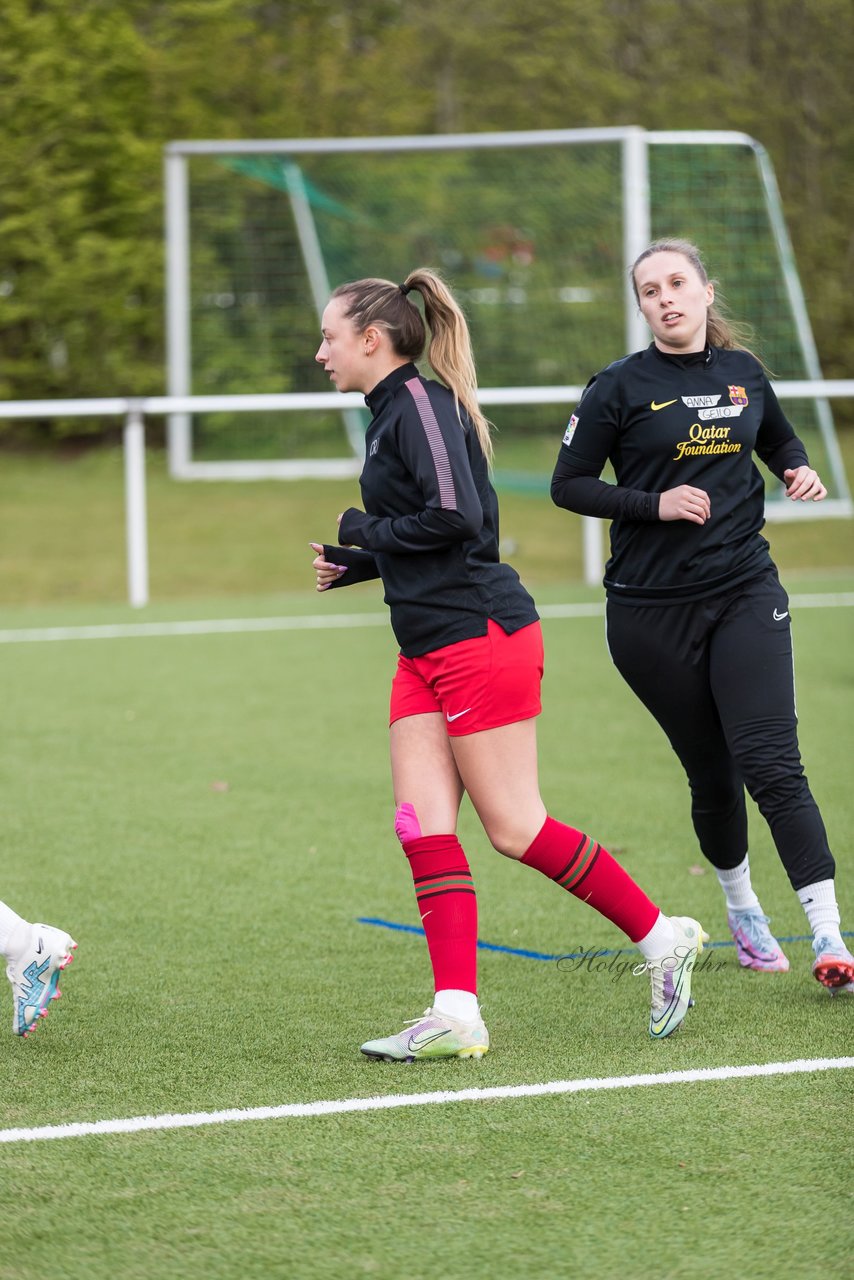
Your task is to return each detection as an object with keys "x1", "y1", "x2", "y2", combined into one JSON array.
[
  {"x1": 784, "y1": 467, "x2": 827, "y2": 502},
  {"x1": 309, "y1": 543, "x2": 348, "y2": 591}
]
